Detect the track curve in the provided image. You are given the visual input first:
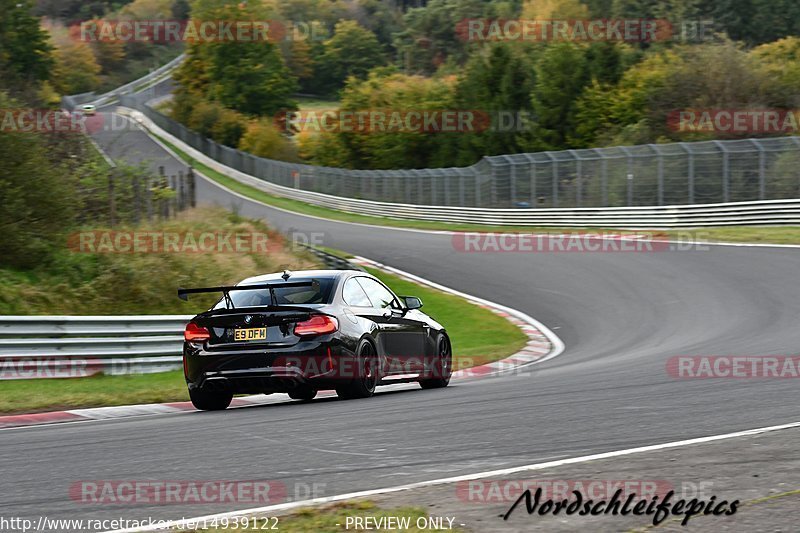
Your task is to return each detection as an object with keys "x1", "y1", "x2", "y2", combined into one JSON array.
[{"x1": 2, "y1": 111, "x2": 799, "y2": 526}]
